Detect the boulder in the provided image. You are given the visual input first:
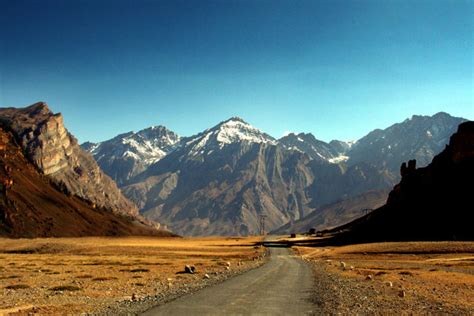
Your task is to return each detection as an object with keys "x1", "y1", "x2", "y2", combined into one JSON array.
[{"x1": 184, "y1": 265, "x2": 196, "y2": 274}]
